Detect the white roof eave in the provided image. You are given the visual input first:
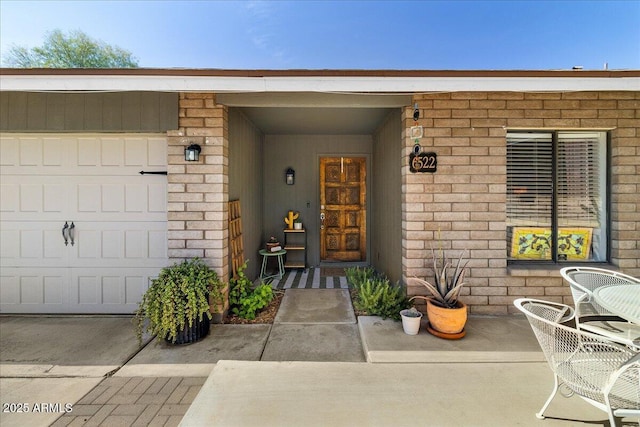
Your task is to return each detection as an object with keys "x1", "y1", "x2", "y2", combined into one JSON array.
[{"x1": 1, "y1": 74, "x2": 639, "y2": 93}]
